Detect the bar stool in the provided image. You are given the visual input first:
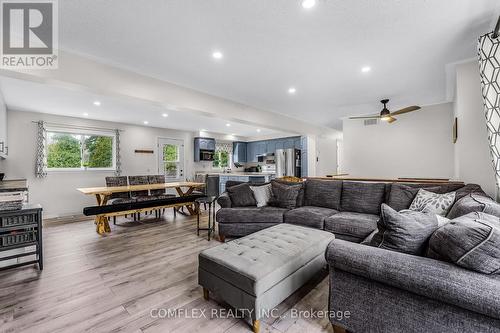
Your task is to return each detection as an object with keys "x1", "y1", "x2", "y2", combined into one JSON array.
[{"x1": 195, "y1": 196, "x2": 216, "y2": 241}]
